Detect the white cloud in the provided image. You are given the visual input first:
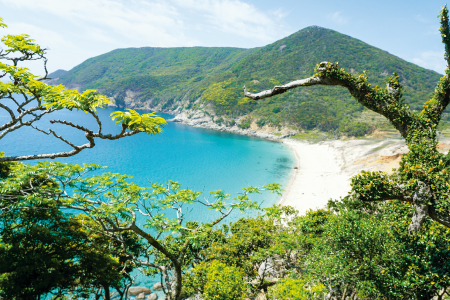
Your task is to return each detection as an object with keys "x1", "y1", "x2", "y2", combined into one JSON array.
[
  {"x1": 411, "y1": 51, "x2": 446, "y2": 74},
  {"x1": 174, "y1": 0, "x2": 287, "y2": 42},
  {"x1": 330, "y1": 11, "x2": 348, "y2": 25},
  {"x1": 0, "y1": 21, "x2": 88, "y2": 75},
  {"x1": 0, "y1": 0, "x2": 287, "y2": 46},
  {"x1": 0, "y1": 0, "x2": 192, "y2": 47},
  {"x1": 0, "y1": 0, "x2": 289, "y2": 73}
]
